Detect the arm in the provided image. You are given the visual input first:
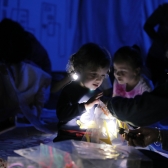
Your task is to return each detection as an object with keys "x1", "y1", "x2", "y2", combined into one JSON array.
[
  {"x1": 123, "y1": 127, "x2": 168, "y2": 151},
  {"x1": 34, "y1": 79, "x2": 51, "y2": 117},
  {"x1": 107, "y1": 82, "x2": 168, "y2": 126},
  {"x1": 56, "y1": 89, "x2": 86, "y2": 122},
  {"x1": 57, "y1": 88, "x2": 102, "y2": 123},
  {"x1": 144, "y1": 4, "x2": 163, "y2": 40}
]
